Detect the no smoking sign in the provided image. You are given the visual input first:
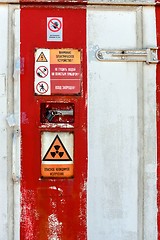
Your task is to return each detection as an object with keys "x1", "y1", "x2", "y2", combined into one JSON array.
[{"x1": 47, "y1": 17, "x2": 63, "y2": 42}]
